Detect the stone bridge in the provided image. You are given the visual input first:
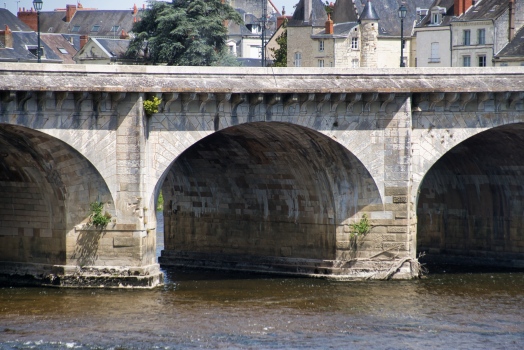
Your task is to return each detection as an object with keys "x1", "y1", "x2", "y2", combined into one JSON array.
[{"x1": 0, "y1": 64, "x2": 523, "y2": 287}]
